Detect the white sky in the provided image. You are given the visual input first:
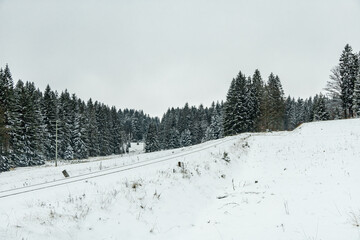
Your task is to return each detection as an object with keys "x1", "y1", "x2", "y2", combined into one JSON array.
[{"x1": 1, "y1": 0, "x2": 360, "y2": 117}]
